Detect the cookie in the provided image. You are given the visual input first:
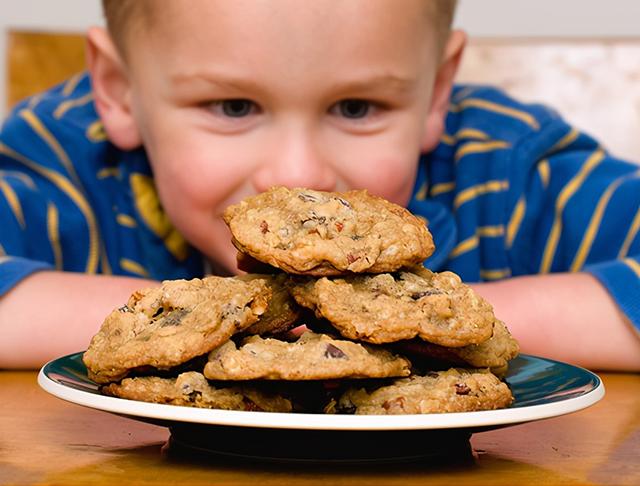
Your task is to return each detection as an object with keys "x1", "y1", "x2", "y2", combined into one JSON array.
[
  {"x1": 102, "y1": 371, "x2": 292, "y2": 412},
  {"x1": 203, "y1": 331, "x2": 412, "y2": 380},
  {"x1": 83, "y1": 276, "x2": 270, "y2": 384},
  {"x1": 395, "y1": 319, "x2": 520, "y2": 369},
  {"x1": 289, "y1": 267, "x2": 495, "y2": 347},
  {"x1": 236, "y1": 273, "x2": 302, "y2": 336},
  {"x1": 223, "y1": 186, "x2": 435, "y2": 275},
  {"x1": 327, "y1": 368, "x2": 513, "y2": 414}
]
